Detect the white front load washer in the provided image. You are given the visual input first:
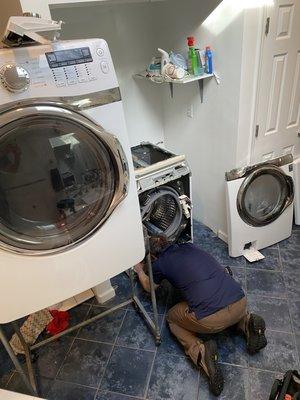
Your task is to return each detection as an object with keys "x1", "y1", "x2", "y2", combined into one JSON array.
[
  {"x1": 0, "y1": 39, "x2": 144, "y2": 323},
  {"x1": 293, "y1": 157, "x2": 300, "y2": 225},
  {"x1": 226, "y1": 155, "x2": 294, "y2": 257}
]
